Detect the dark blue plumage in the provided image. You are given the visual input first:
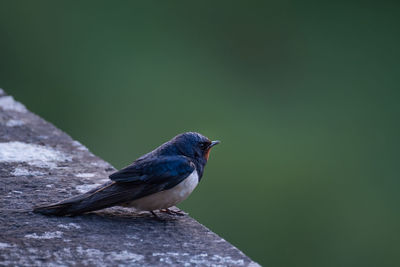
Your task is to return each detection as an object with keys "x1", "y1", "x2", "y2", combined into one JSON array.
[
  {"x1": 33, "y1": 132, "x2": 220, "y2": 216},
  {"x1": 109, "y1": 156, "x2": 195, "y2": 191}
]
